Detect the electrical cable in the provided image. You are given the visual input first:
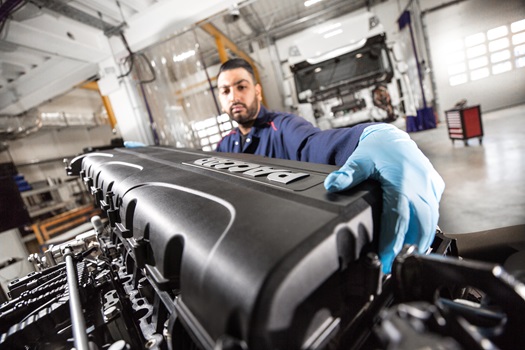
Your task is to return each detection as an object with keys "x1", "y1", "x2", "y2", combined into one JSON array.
[
  {"x1": 116, "y1": 32, "x2": 156, "y2": 84},
  {"x1": 97, "y1": 5, "x2": 156, "y2": 84}
]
